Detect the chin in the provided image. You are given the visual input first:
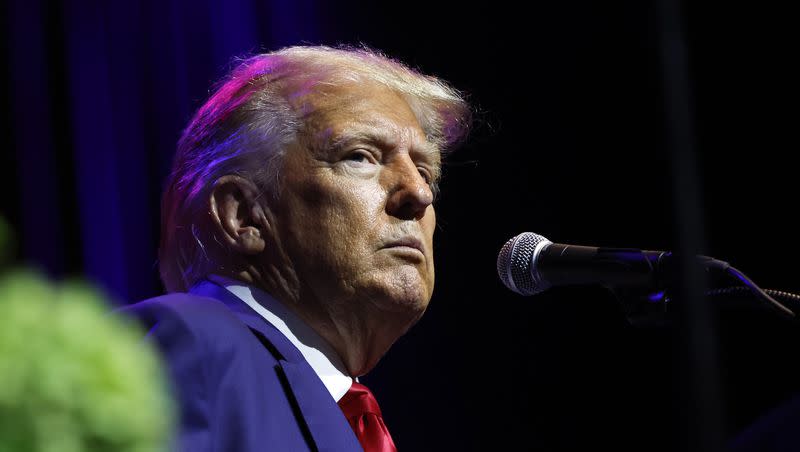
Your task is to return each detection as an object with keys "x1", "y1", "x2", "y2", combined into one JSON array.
[
  {"x1": 388, "y1": 288, "x2": 430, "y2": 313},
  {"x1": 365, "y1": 267, "x2": 432, "y2": 314}
]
